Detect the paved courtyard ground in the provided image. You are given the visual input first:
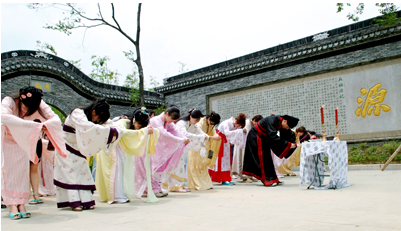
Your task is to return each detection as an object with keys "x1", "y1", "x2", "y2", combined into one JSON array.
[{"x1": 1, "y1": 168, "x2": 400, "y2": 231}]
